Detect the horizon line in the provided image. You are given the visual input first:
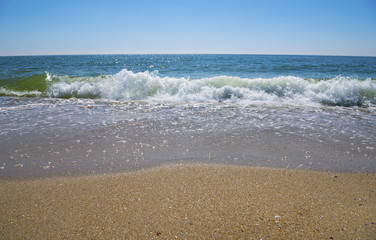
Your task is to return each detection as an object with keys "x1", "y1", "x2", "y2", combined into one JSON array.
[{"x1": 1, "y1": 52, "x2": 376, "y2": 58}]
